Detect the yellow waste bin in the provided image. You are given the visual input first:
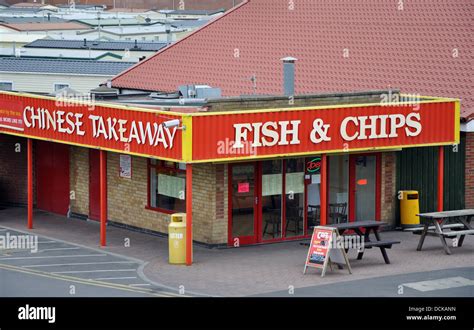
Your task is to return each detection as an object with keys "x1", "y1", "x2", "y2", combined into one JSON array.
[
  {"x1": 400, "y1": 190, "x2": 420, "y2": 228},
  {"x1": 169, "y1": 213, "x2": 186, "y2": 264}
]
